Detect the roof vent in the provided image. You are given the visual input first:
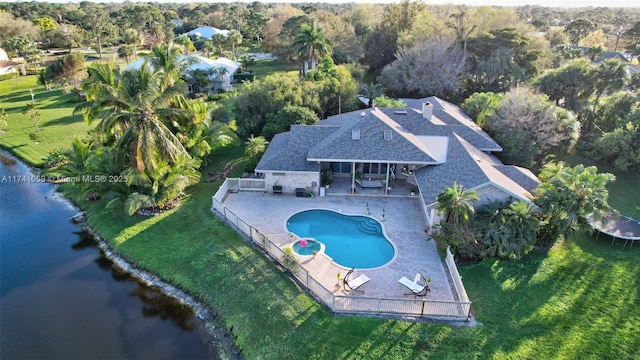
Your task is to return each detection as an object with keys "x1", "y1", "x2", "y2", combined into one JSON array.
[
  {"x1": 360, "y1": 112, "x2": 366, "y2": 117},
  {"x1": 394, "y1": 110, "x2": 408, "y2": 115},
  {"x1": 384, "y1": 130, "x2": 392, "y2": 141},
  {"x1": 352, "y1": 128, "x2": 360, "y2": 140}
]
